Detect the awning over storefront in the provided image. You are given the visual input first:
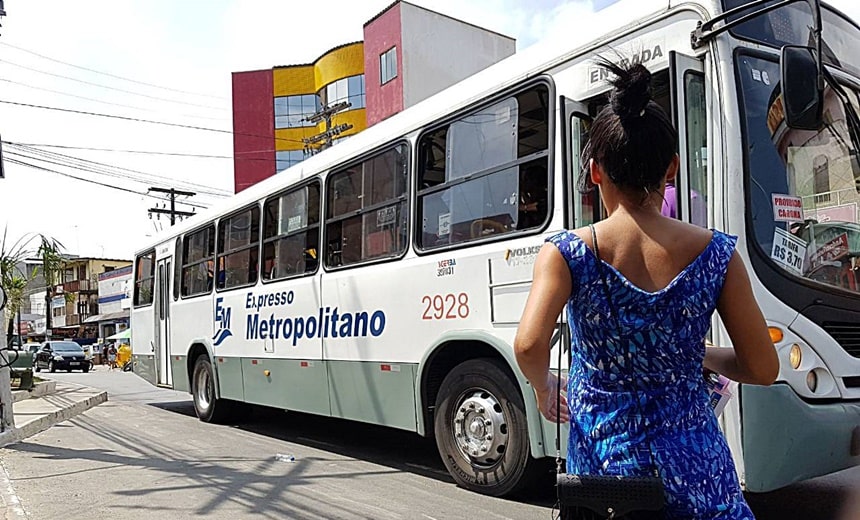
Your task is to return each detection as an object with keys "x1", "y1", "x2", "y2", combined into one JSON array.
[
  {"x1": 106, "y1": 328, "x2": 131, "y2": 340},
  {"x1": 83, "y1": 310, "x2": 129, "y2": 323}
]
